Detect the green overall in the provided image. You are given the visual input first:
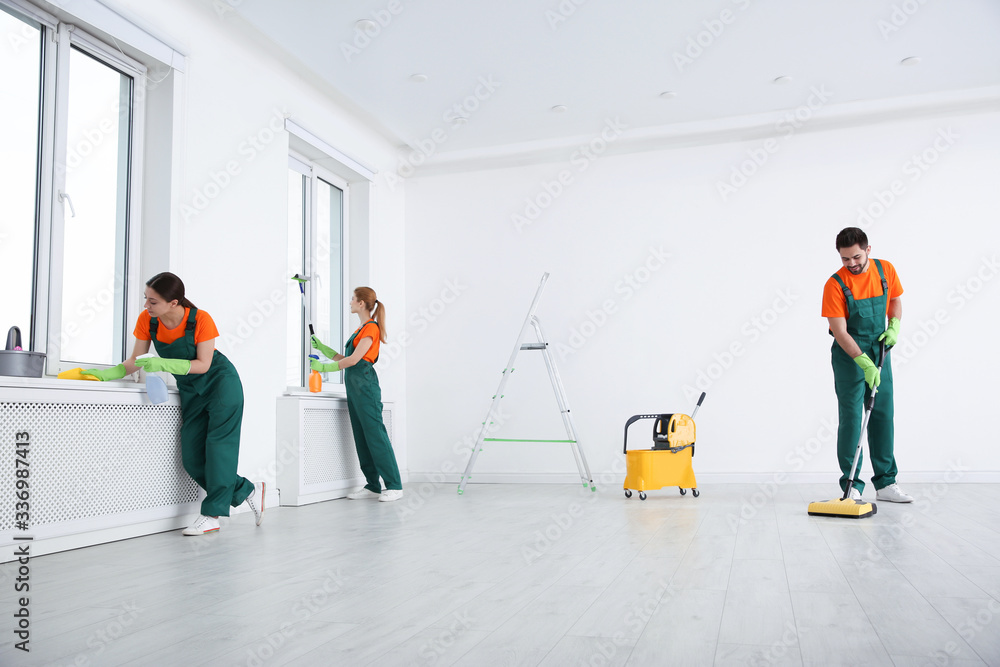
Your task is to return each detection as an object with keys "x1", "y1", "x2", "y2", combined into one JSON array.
[
  {"x1": 151, "y1": 308, "x2": 253, "y2": 516},
  {"x1": 344, "y1": 321, "x2": 401, "y2": 493},
  {"x1": 830, "y1": 259, "x2": 896, "y2": 495}
]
